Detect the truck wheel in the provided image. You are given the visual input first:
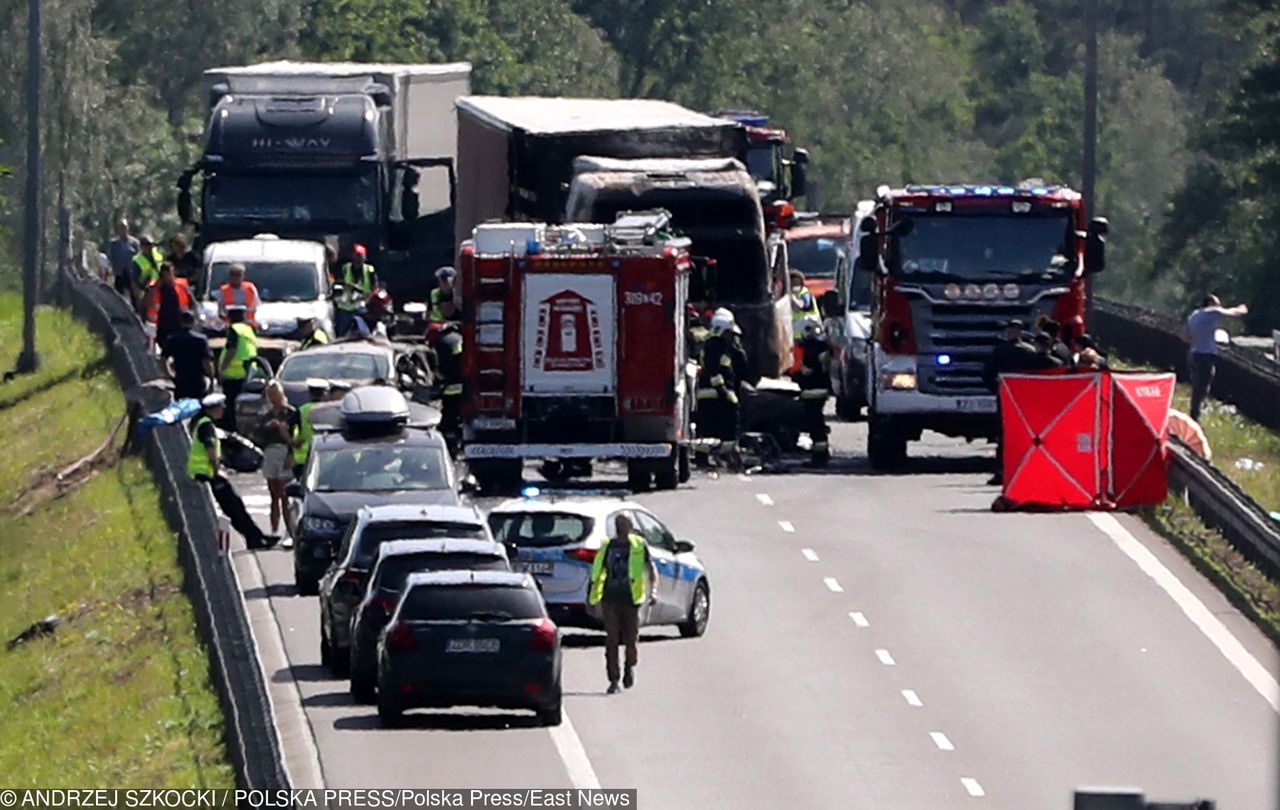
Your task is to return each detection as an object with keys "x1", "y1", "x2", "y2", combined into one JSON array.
[
  {"x1": 868, "y1": 417, "x2": 907, "y2": 470},
  {"x1": 677, "y1": 446, "x2": 691, "y2": 484},
  {"x1": 654, "y1": 453, "x2": 679, "y2": 490},
  {"x1": 836, "y1": 392, "x2": 861, "y2": 421},
  {"x1": 626, "y1": 461, "x2": 652, "y2": 491}
]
